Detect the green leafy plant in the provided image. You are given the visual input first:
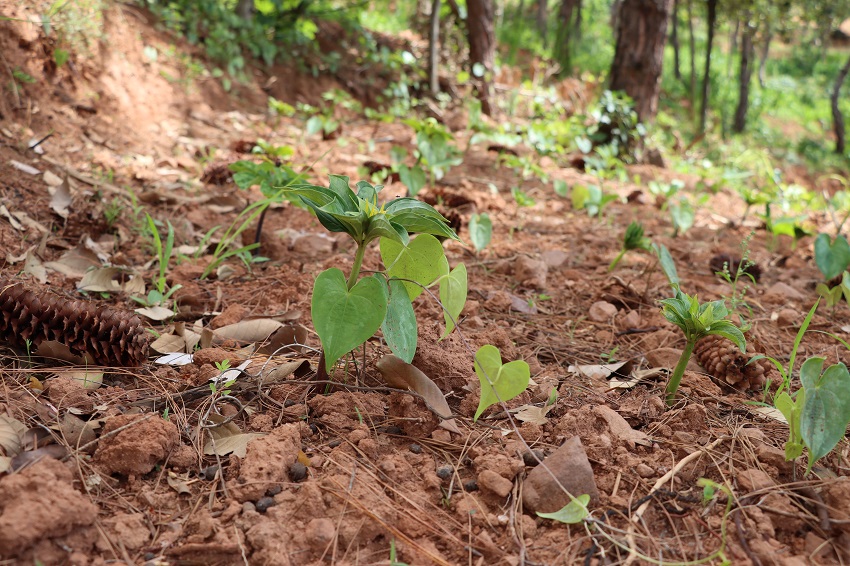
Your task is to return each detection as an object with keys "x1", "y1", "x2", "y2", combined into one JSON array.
[
  {"x1": 200, "y1": 200, "x2": 267, "y2": 279},
  {"x1": 132, "y1": 214, "x2": 181, "y2": 308},
  {"x1": 468, "y1": 213, "x2": 492, "y2": 253},
  {"x1": 669, "y1": 198, "x2": 695, "y2": 236},
  {"x1": 583, "y1": 90, "x2": 645, "y2": 160},
  {"x1": 285, "y1": 175, "x2": 462, "y2": 372},
  {"x1": 714, "y1": 233, "x2": 757, "y2": 318},
  {"x1": 511, "y1": 187, "x2": 535, "y2": 208},
  {"x1": 775, "y1": 357, "x2": 850, "y2": 473},
  {"x1": 403, "y1": 117, "x2": 463, "y2": 189},
  {"x1": 659, "y1": 287, "x2": 746, "y2": 406},
  {"x1": 473, "y1": 344, "x2": 531, "y2": 421},
  {"x1": 608, "y1": 221, "x2": 651, "y2": 271},
  {"x1": 814, "y1": 233, "x2": 850, "y2": 281},
  {"x1": 570, "y1": 184, "x2": 619, "y2": 217},
  {"x1": 652, "y1": 243, "x2": 680, "y2": 287}
]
